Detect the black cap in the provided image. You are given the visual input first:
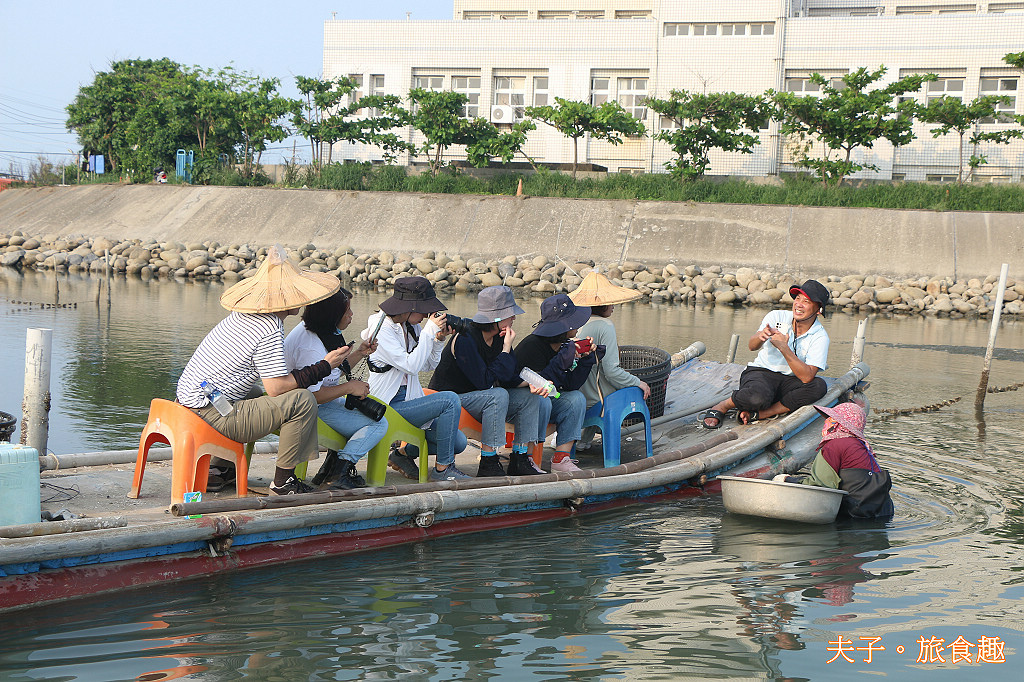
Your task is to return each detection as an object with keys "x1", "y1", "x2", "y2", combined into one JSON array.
[{"x1": 789, "y1": 280, "x2": 831, "y2": 309}]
